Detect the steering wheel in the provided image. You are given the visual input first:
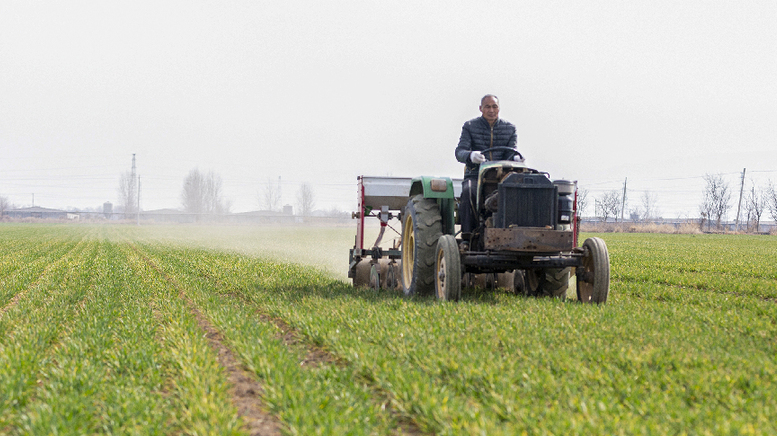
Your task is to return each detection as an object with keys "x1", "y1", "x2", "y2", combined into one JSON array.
[{"x1": 479, "y1": 146, "x2": 523, "y2": 162}]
